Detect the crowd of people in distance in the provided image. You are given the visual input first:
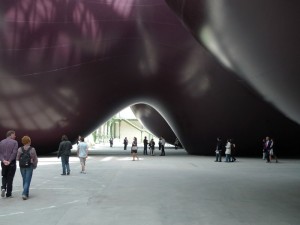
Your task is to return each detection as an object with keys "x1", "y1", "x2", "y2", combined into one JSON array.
[{"x1": 125, "y1": 136, "x2": 166, "y2": 161}]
